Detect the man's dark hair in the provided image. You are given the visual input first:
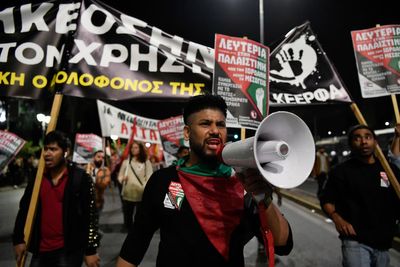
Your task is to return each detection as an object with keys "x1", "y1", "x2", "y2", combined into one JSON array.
[
  {"x1": 129, "y1": 141, "x2": 148, "y2": 163},
  {"x1": 347, "y1": 124, "x2": 376, "y2": 145},
  {"x1": 44, "y1": 131, "x2": 71, "y2": 151},
  {"x1": 177, "y1": 145, "x2": 189, "y2": 154},
  {"x1": 93, "y1": 150, "x2": 104, "y2": 156},
  {"x1": 183, "y1": 94, "x2": 227, "y2": 124}
]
